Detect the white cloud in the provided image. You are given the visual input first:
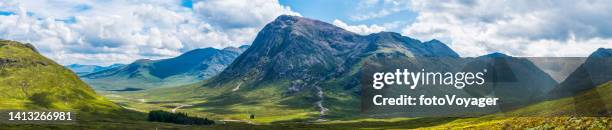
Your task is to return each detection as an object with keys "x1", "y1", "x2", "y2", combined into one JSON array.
[
  {"x1": 333, "y1": 19, "x2": 387, "y2": 35},
  {"x1": 193, "y1": 0, "x2": 300, "y2": 29},
  {"x1": 0, "y1": 0, "x2": 298, "y2": 65},
  {"x1": 402, "y1": 0, "x2": 612, "y2": 57}
]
